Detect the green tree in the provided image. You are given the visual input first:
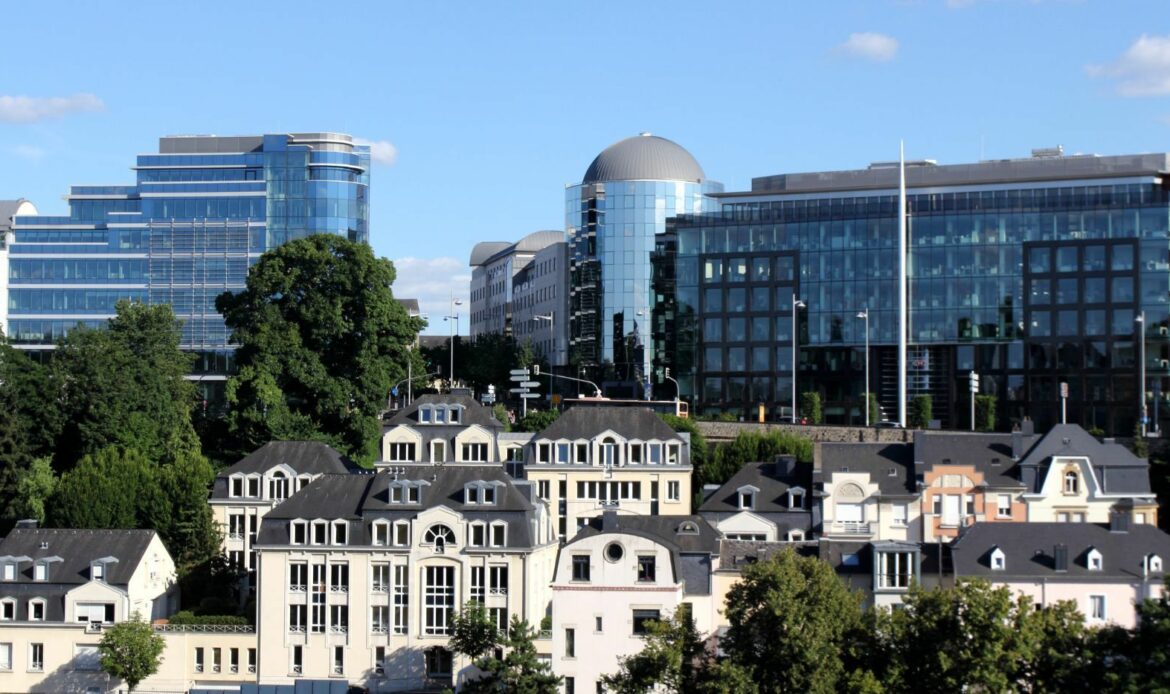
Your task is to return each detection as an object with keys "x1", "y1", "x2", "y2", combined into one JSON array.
[
  {"x1": 909, "y1": 394, "x2": 932, "y2": 429},
  {"x1": 492, "y1": 404, "x2": 512, "y2": 432},
  {"x1": 866, "y1": 393, "x2": 880, "y2": 426},
  {"x1": 1133, "y1": 422, "x2": 1150, "y2": 459},
  {"x1": 0, "y1": 343, "x2": 61, "y2": 458},
  {"x1": 450, "y1": 601, "x2": 500, "y2": 661},
  {"x1": 1007, "y1": 598, "x2": 1091, "y2": 693},
  {"x1": 514, "y1": 409, "x2": 560, "y2": 433},
  {"x1": 98, "y1": 613, "x2": 166, "y2": 692},
  {"x1": 52, "y1": 301, "x2": 199, "y2": 470},
  {"x1": 11, "y1": 457, "x2": 57, "y2": 525},
  {"x1": 155, "y1": 452, "x2": 220, "y2": 568},
  {"x1": 602, "y1": 605, "x2": 733, "y2": 694},
  {"x1": 800, "y1": 391, "x2": 823, "y2": 424},
  {"x1": 975, "y1": 394, "x2": 997, "y2": 432},
  {"x1": 217, "y1": 234, "x2": 422, "y2": 463},
  {"x1": 1088, "y1": 579, "x2": 1170, "y2": 691},
  {"x1": 48, "y1": 447, "x2": 163, "y2": 530},
  {"x1": 461, "y1": 616, "x2": 562, "y2": 694},
  {"x1": 721, "y1": 547, "x2": 865, "y2": 693},
  {"x1": 700, "y1": 430, "x2": 813, "y2": 490}
]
